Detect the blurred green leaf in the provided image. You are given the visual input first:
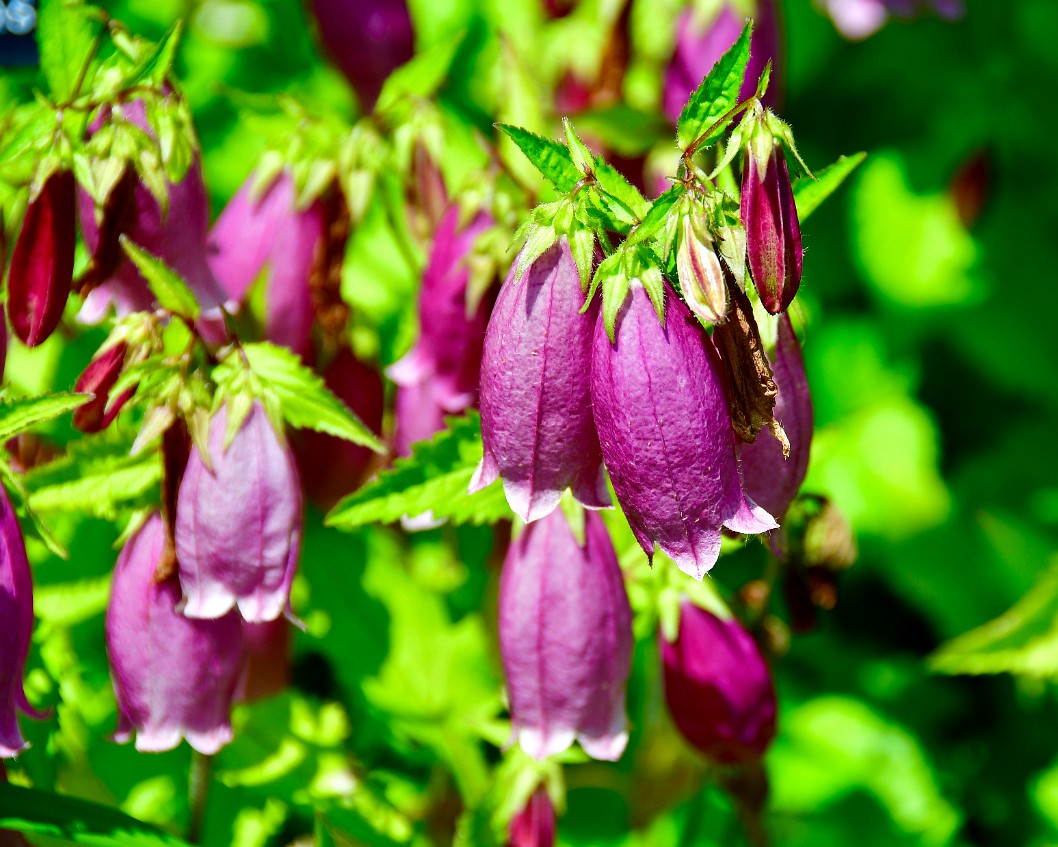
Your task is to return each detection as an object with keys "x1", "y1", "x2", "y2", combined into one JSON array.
[
  {"x1": 794, "y1": 152, "x2": 866, "y2": 221},
  {"x1": 38, "y1": 0, "x2": 98, "y2": 103},
  {"x1": 0, "y1": 392, "x2": 89, "y2": 442}
]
